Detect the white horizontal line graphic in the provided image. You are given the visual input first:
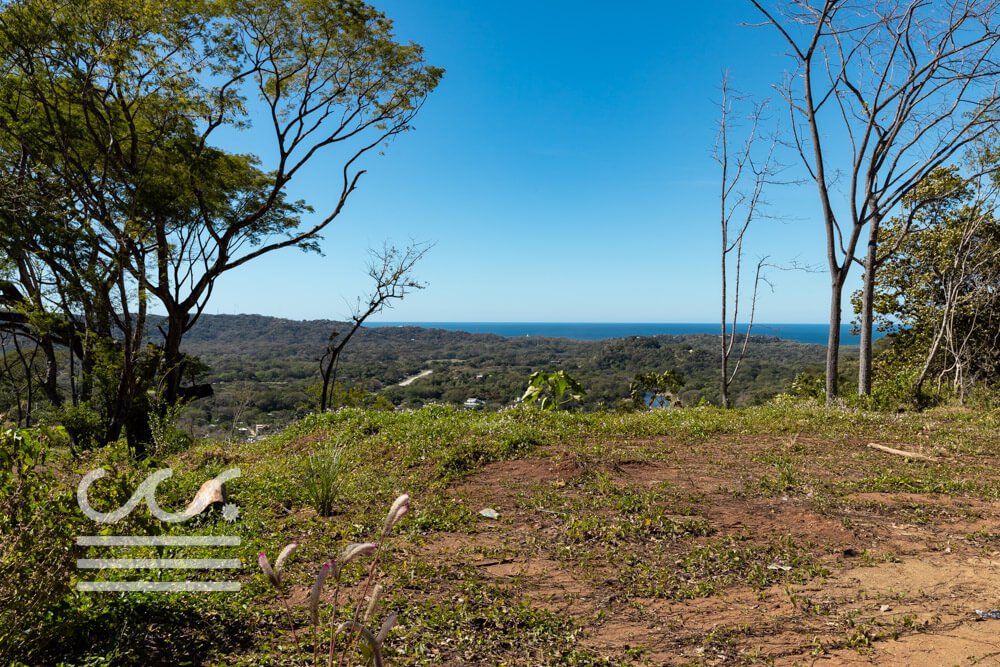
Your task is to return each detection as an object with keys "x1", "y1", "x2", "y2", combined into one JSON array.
[
  {"x1": 77, "y1": 558, "x2": 241, "y2": 569},
  {"x1": 77, "y1": 581, "x2": 241, "y2": 592},
  {"x1": 77, "y1": 535, "x2": 241, "y2": 546}
]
